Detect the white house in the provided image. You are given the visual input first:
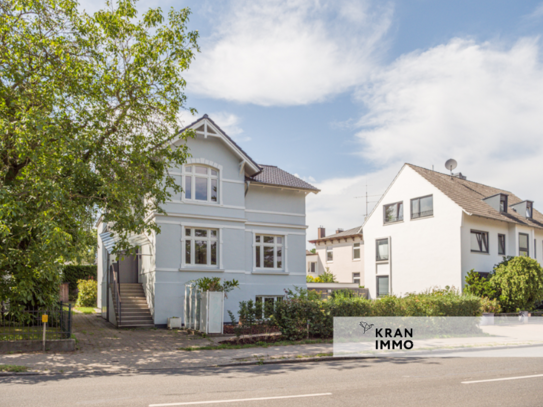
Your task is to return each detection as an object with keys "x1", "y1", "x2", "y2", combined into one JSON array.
[
  {"x1": 363, "y1": 164, "x2": 543, "y2": 299},
  {"x1": 308, "y1": 226, "x2": 364, "y2": 285},
  {"x1": 306, "y1": 250, "x2": 318, "y2": 275},
  {"x1": 96, "y1": 114, "x2": 319, "y2": 327}
]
